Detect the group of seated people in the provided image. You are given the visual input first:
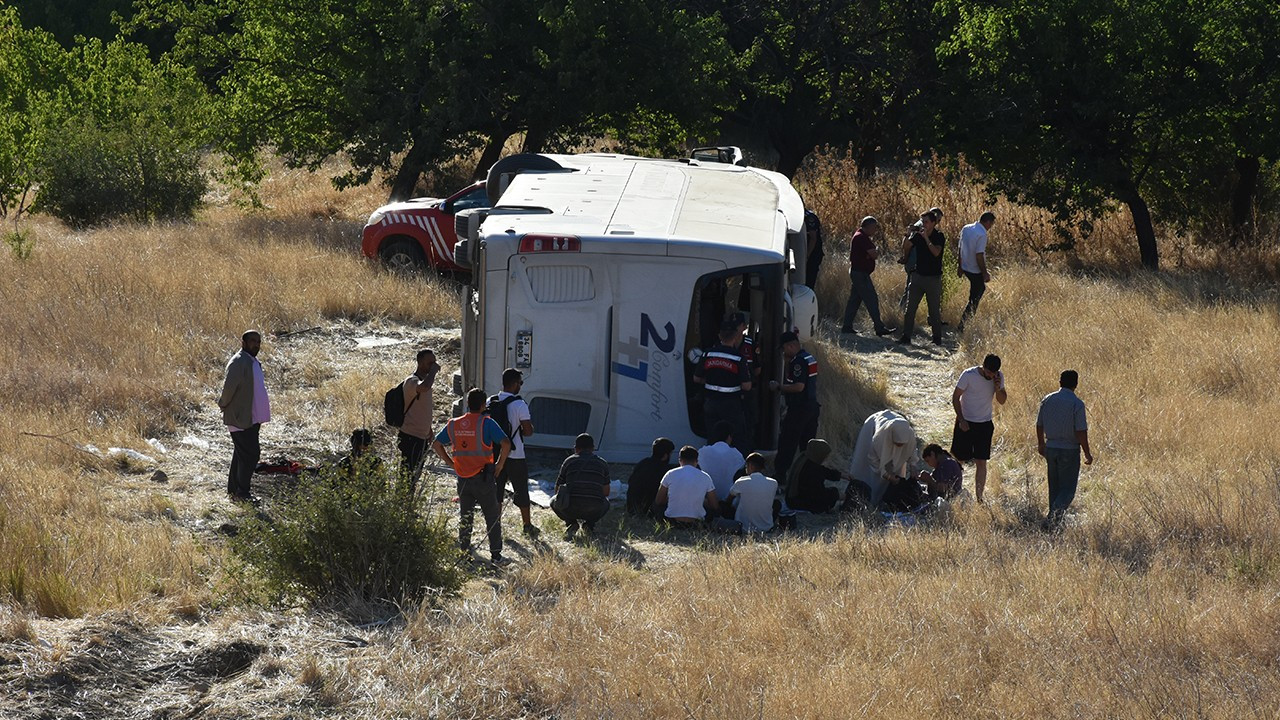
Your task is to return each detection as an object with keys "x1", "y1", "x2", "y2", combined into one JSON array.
[{"x1": 599, "y1": 411, "x2": 966, "y2": 536}]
